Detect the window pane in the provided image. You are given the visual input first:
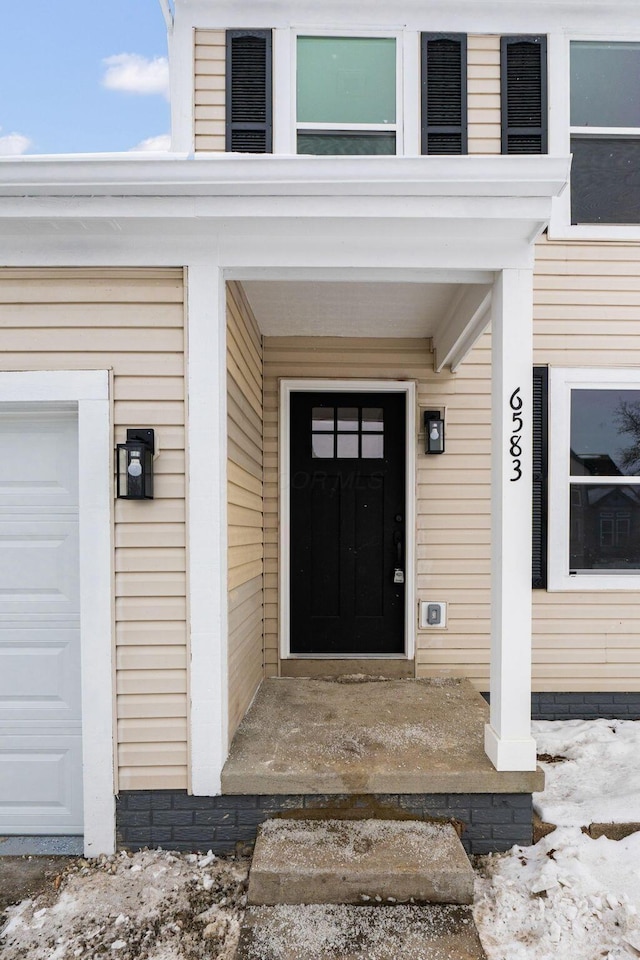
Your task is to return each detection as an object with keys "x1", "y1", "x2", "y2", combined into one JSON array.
[
  {"x1": 337, "y1": 408, "x2": 359, "y2": 431},
  {"x1": 337, "y1": 434, "x2": 359, "y2": 458},
  {"x1": 312, "y1": 434, "x2": 334, "y2": 459},
  {"x1": 570, "y1": 136, "x2": 640, "y2": 225},
  {"x1": 362, "y1": 408, "x2": 384, "y2": 431},
  {"x1": 571, "y1": 389, "x2": 640, "y2": 477},
  {"x1": 297, "y1": 132, "x2": 396, "y2": 156},
  {"x1": 297, "y1": 37, "x2": 396, "y2": 124},
  {"x1": 570, "y1": 483, "x2": 640, "y2": 571},
  {"x1": 362, "y1": 434, "x2": 384, "y2": 458},
  {"x1": 571, "y1": 42, "x2": 640, "y2": 128},
  {"x1": 312, "y1": 407, "x2": 334, "y2": 431}
]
